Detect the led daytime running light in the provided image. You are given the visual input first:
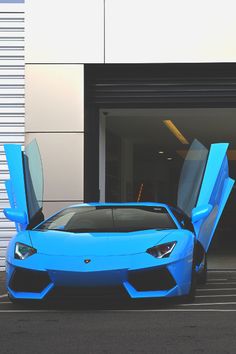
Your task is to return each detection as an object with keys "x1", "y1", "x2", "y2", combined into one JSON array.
[
  {"x1": 15, "y1": 243, "x2": 37, "y2": 260},
  {"x1": 146, "y1": 241, "x2": 177, "y2": 258}
]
